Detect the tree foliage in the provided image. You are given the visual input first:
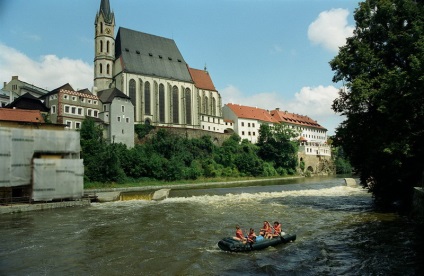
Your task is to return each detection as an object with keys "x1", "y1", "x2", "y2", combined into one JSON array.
[
  {"x1": 81, "y1": 123, "x2": 303, "y2": 184},
  {"x1": 257, "y1": 123, "x2": 299, "y2": 171},
  {"x1": 330, "y1": 0, "x2": 424, "y2": 206}
]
